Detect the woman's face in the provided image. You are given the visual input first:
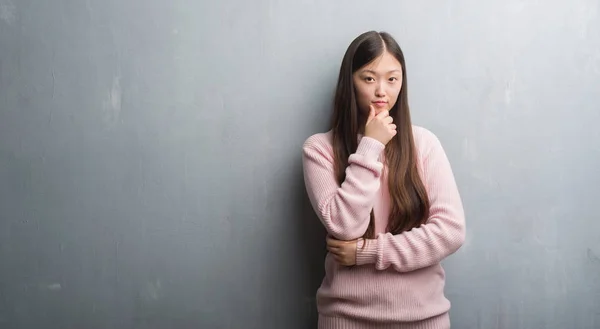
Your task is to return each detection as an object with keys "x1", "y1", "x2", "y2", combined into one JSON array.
[{"x1": 352, "y1": 51, "x2": 403, "y2": 116}]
